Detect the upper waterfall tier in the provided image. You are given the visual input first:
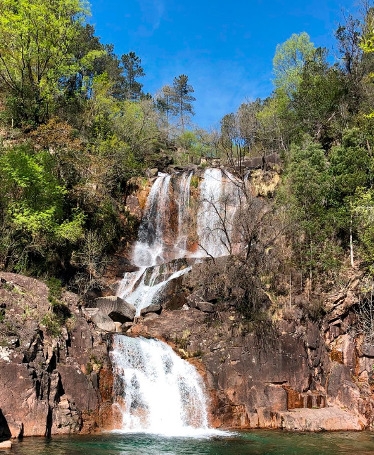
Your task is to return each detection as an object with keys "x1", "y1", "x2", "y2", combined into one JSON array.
[
  {"x1": 197, "y1": 168, "x2": 243, "y2": 258},
  {"x1": 133, "y1": 173, "x2": 172, "y2": 267},
  {"x1": 131, "y1": 168, "x2": 243, "y2": 266},
  {"x1": 117, "y1": 168, "x2": 244, "y2": 314}
]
